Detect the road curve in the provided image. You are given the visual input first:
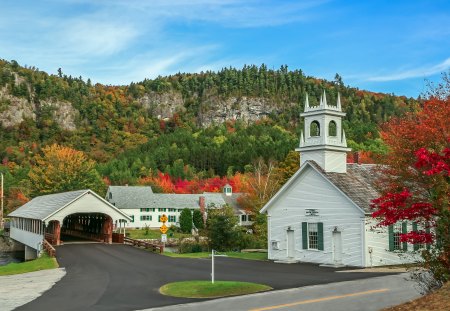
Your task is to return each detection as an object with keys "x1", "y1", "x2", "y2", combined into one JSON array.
[{"x1": 17, "y1": 244, "x2": 397, "y2": 311}]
